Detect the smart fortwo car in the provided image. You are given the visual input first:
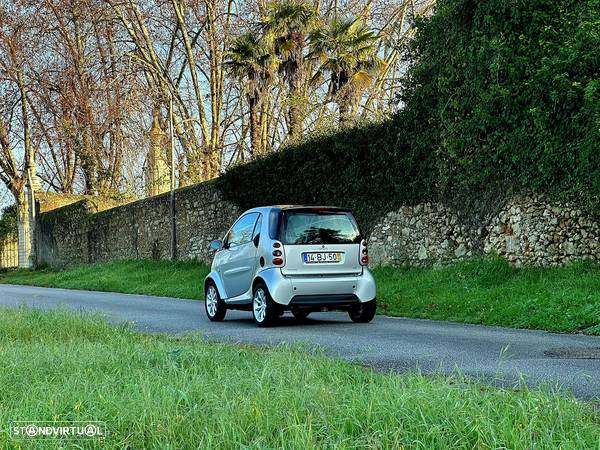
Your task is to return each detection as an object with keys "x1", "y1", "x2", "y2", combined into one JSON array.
[{"x1": 204, "y1": 206, "x2": 377, "y2": 327}]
